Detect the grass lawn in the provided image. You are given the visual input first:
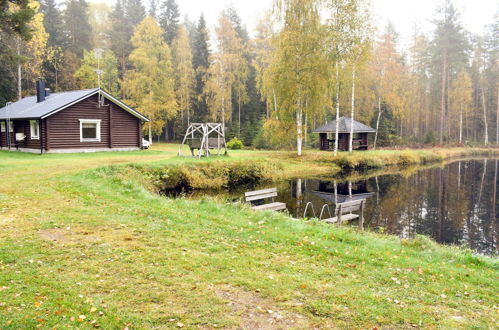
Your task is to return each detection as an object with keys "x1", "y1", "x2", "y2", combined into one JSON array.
[{"x1": 0, "y1": 144, "x2": 497, "y2": 328}]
